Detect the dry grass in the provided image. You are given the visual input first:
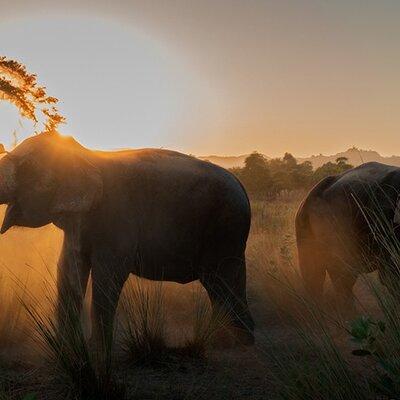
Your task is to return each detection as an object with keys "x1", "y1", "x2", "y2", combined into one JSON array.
[
  {"x1": 119, "y1": 277, "x2": 230, "y2": 366},
  {"x1": 119, "y1": 277, "x2": 168, "y2": 366},
  {"x1": 0, "y1": 276, "x2": 27, "y2": 356},
  {"x1": 179, "y1": 286, "x2": 231, "y2": 358},
  {"x1": 0, "y1": 194, "x2": 400, "y2": 398},
  {"x1": 22, "y1": 283, "x2": 126, "y2": 400}
]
